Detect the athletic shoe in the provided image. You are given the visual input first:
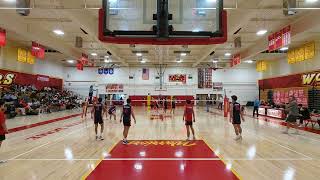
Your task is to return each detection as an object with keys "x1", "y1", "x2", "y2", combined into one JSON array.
[
  {"x1": 122, "y1": 140, "x2": 128, "y2": 145},
  {"x1": 192, "y1": 136, "x2": 196, "y2": 140},
  {"x1": 234, "y1": 135, "x2": 241, "y2": 141},
  {"x1": 0, "y1": 160, "x2": 7, "y2": 163},
  {"x1": 100, "y1": 136, "x2": 104, "y2": 140},
  {"x1": 298, "y1": 125, "x2": 304, "y2": 128},
  {"x1": 186, "y1": 137, "x2": 190, "y2": 141},
  {"x1": 96, "y1": 135, "x2": 98, "y2": 140}
]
